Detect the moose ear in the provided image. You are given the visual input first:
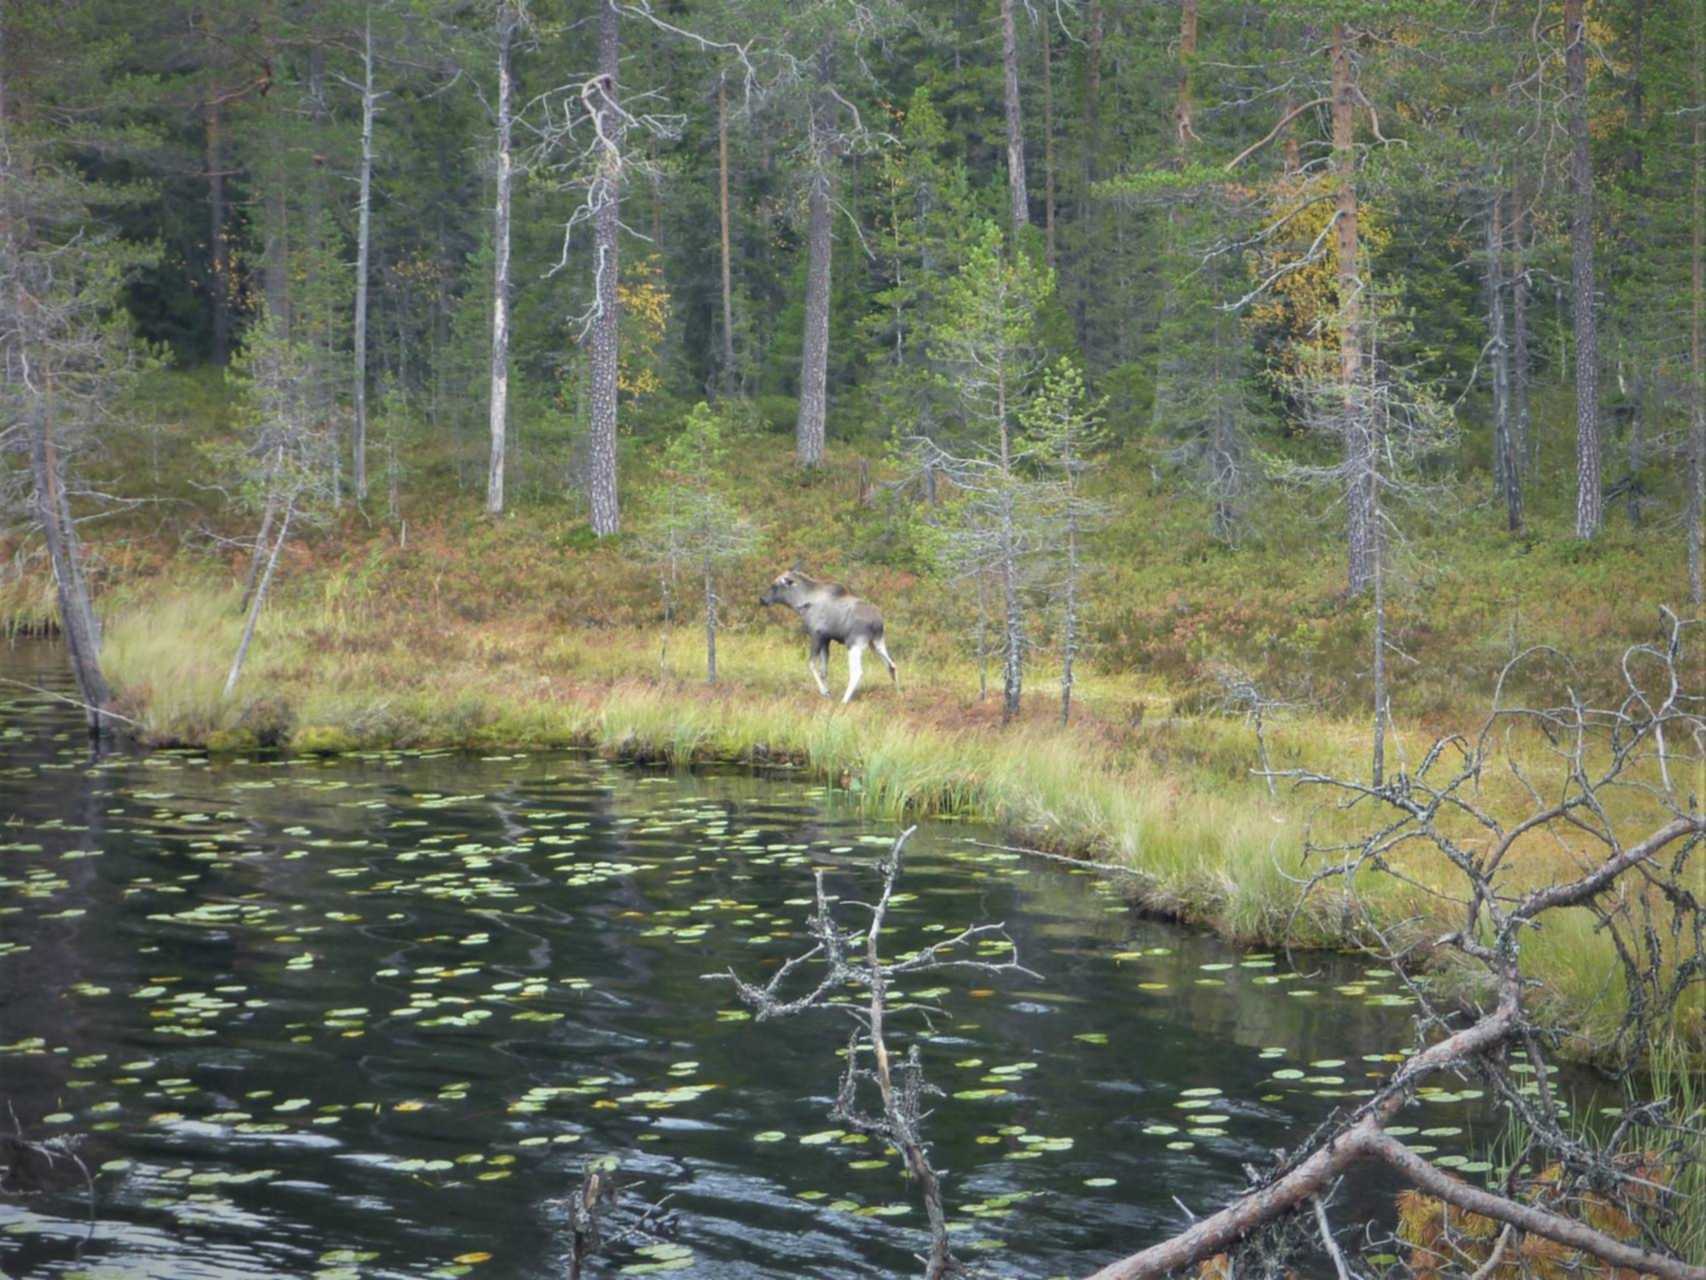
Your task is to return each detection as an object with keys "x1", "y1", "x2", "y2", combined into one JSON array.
[{"x1": 790, "y1": 558, "x2": 803, "y2": 572}]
